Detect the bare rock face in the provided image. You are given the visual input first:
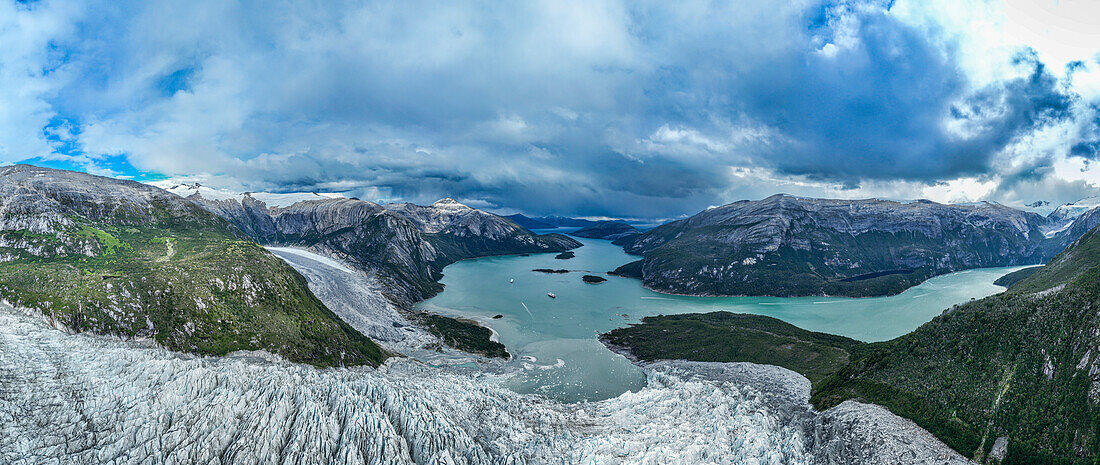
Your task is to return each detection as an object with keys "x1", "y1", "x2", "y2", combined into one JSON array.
[
  {"x1": 0, "y1": 165, "x2": 228, "y2": 256},
  {"x1": 183, "y1": 194, "x2": 442, "y2": 305},
  {"x1": 183, "y1": 194, "x2": 579, "y2": 306},
  {"x1": 0, "y1": 165, "x2": 385, "y2": 367},
  {"x1": 615, "y1": 194, "x2": 1068, "y2": 297},
  {"x1": 385, "y1": 198, "x2": 580, "y2": 250},
  {"x1": 385, "y1": 198, "x2": 494, "y2": 236}
]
